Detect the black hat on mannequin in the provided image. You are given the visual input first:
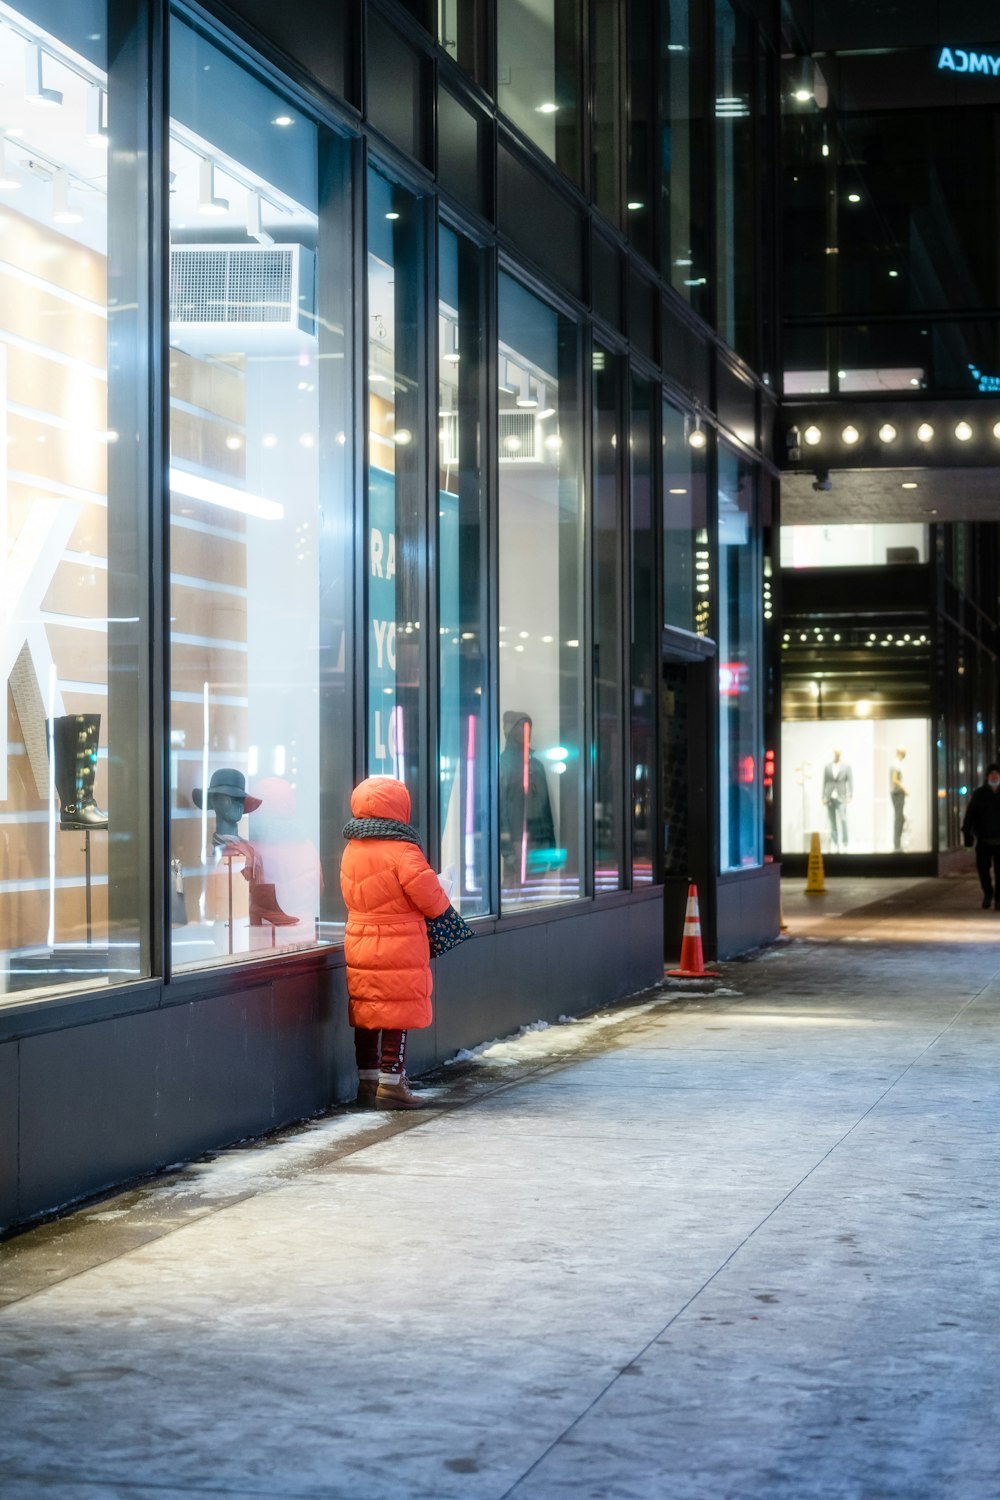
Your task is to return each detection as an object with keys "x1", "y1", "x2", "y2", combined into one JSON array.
[{"x1": 192, "y1": 768, "x2": 262, "y2": 813}]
